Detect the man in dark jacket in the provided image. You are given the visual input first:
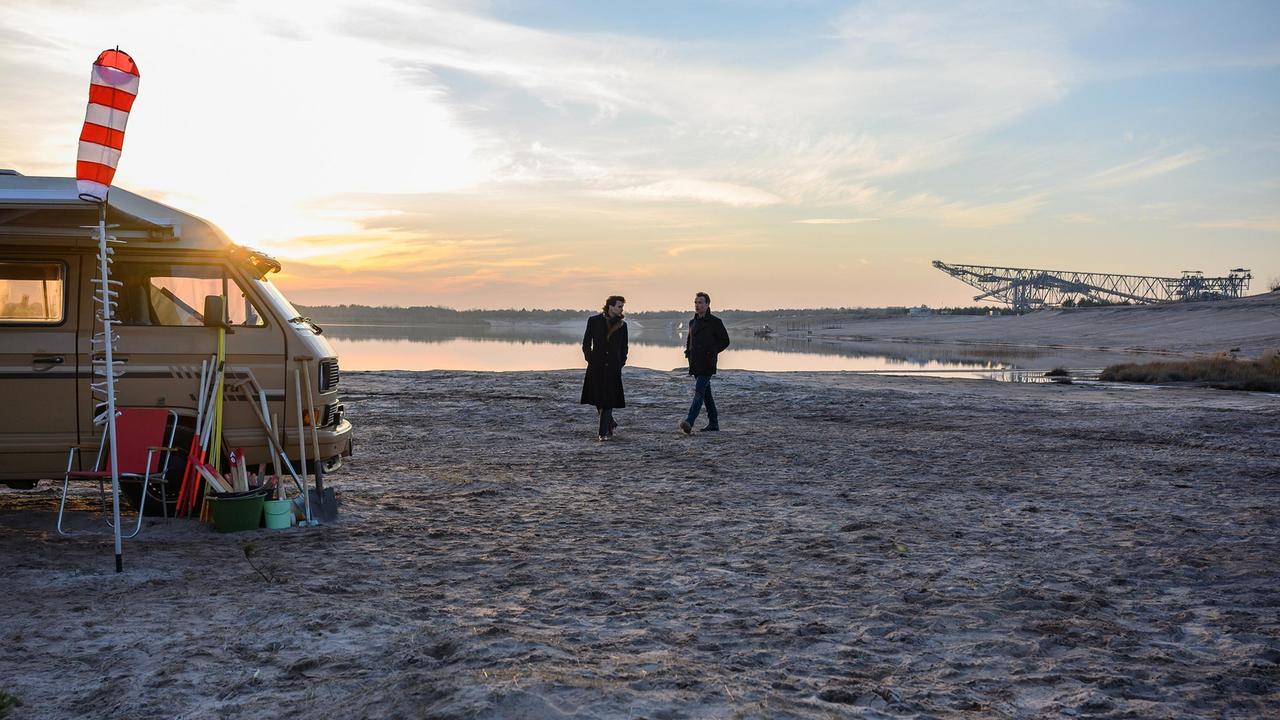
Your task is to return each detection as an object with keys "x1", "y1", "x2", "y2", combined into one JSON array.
[
  {"x1": 581, "y1": 295, "x2": 628, "y2": 440},
  {"x1": 679, "y1": 291, "x2": 730, "y2": 434}
]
